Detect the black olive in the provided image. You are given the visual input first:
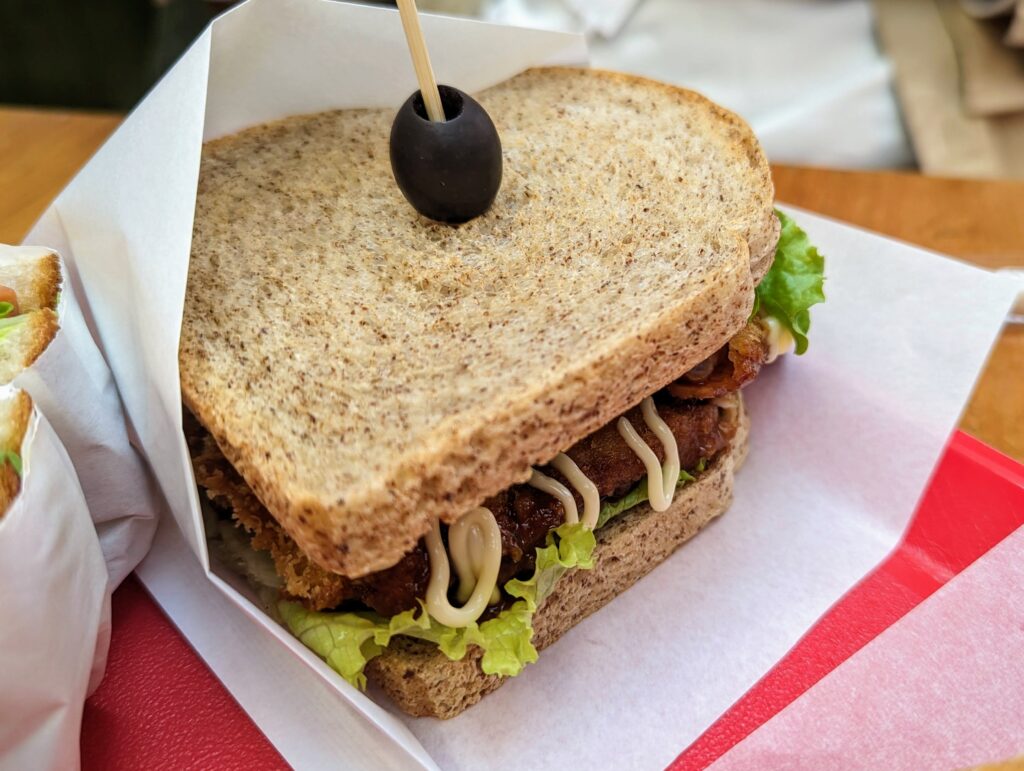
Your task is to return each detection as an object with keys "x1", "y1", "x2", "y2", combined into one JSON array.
[{"x1": 389, "y1": 85, "x2": 502, "y2": 224}]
